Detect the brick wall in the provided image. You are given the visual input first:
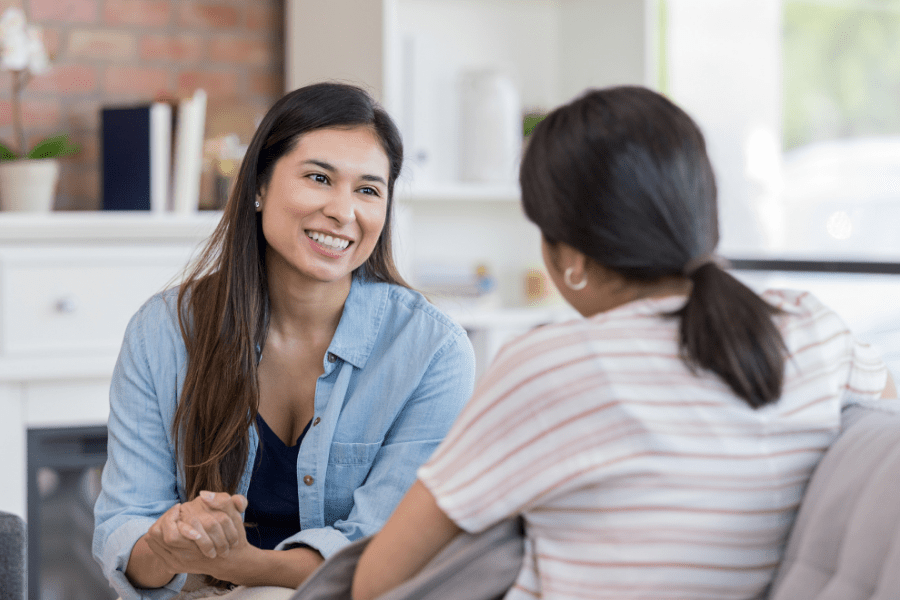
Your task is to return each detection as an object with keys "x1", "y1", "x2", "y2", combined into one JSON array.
[{"x1": 0, "y1": 0, "x2": 284, "y2": 210}]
